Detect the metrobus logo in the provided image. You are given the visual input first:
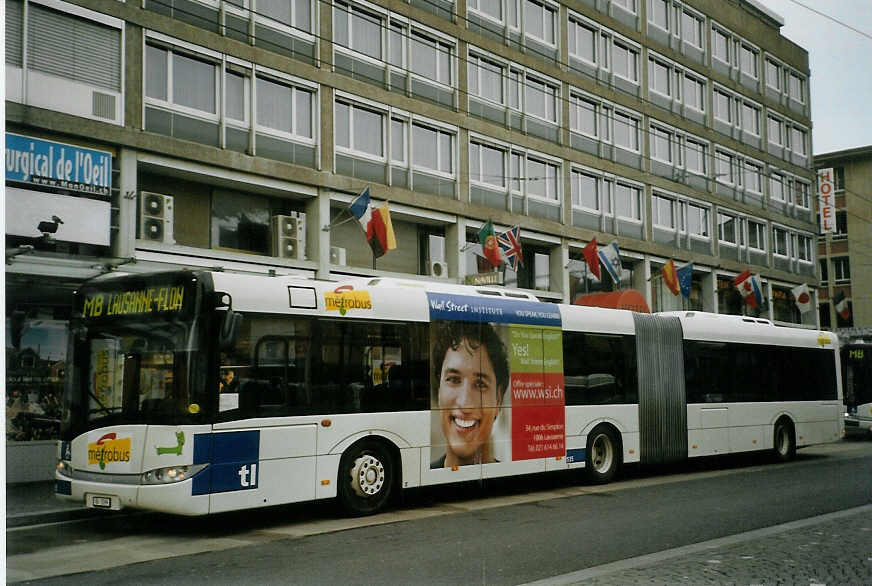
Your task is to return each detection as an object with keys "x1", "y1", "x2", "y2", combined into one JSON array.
[
  {"x1": 325, "y1": 286, "x2": 372, "y2": 315},
  {"x1": 87, "y1": 433, "x2": 131, "y2": 469}
]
